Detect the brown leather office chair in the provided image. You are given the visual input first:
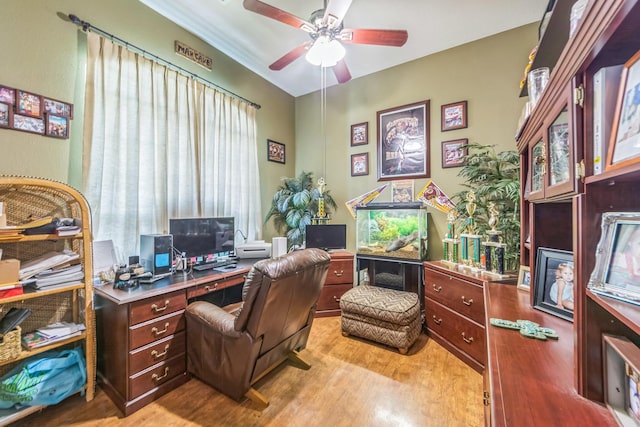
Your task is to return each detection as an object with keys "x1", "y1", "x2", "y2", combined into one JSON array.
[{"x1": 185, "y1": 248, "x2": 331, "y2": 408}]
